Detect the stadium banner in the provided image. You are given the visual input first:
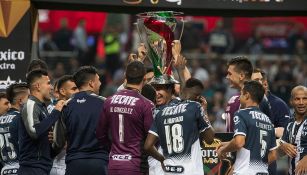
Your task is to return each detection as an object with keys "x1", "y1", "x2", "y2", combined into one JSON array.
[
  {"x1": 201, "y1": 132, "x2": 234, "y2": 175},
  {"x1": 32, "y1": 0, "x2": 307, "y2": 16},
  {"x1": 0, "y1": 1, "x2": 38, "y2": 91}
]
